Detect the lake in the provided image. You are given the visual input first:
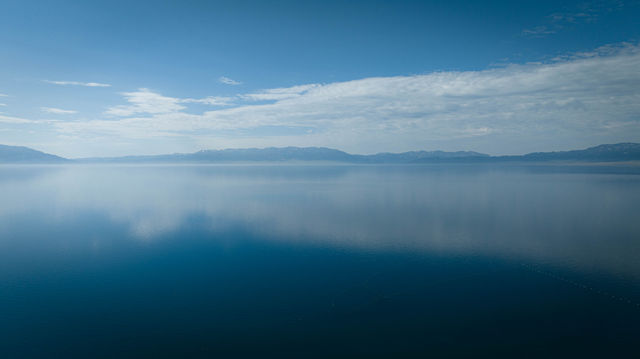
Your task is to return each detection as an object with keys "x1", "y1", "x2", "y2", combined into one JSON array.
[{"x1": 1, "y1": 164, "x2": 639, "y2": 357}]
